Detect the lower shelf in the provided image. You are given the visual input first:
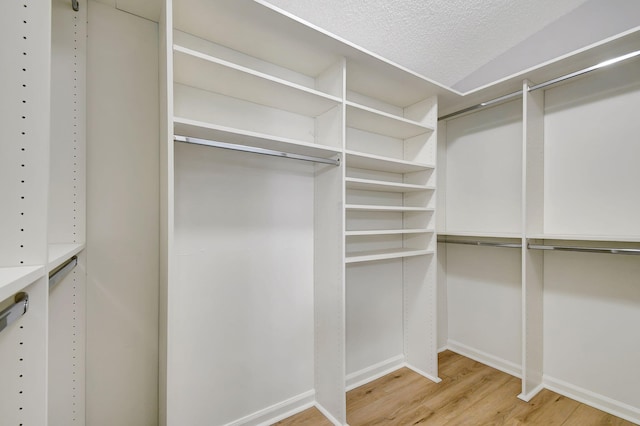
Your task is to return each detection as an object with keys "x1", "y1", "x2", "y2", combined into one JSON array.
[
  {"x1": 0, "y1": 265, "x2": 44, "y2": 302},
  {"x1": 345, "y1": 248, "x2": 434, "y2": 263},
  {"x1": 48, "y1": 243, "x2": 85, "y2": 270}
]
